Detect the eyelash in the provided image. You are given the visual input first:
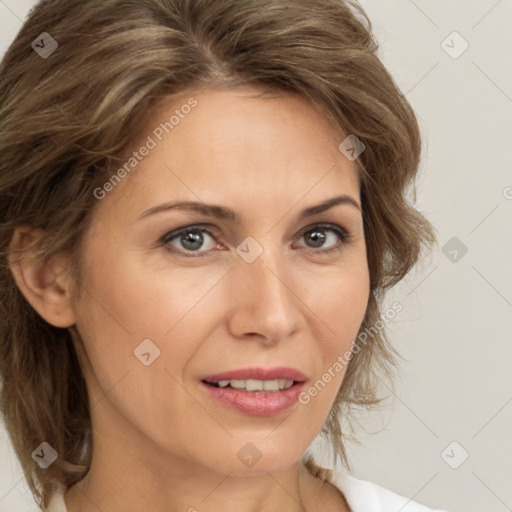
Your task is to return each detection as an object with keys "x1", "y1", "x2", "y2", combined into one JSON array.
[{"x1": 159, "y1": 223, "x2": 353, "y2": 258}]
